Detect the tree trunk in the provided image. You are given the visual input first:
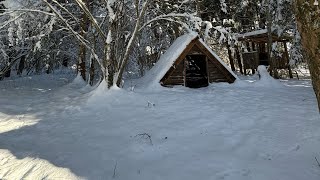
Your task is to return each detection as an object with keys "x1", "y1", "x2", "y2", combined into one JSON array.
[
  {"x1": 17, "y1": 55, "x2": 25, "y2": 76},
  {"x1": 77, "y1": 0, "x2": 91, "y2": 81},
  {"x1": 4, "y1": 66, "x2": 11, "y2": 77},
  {"x1": 89, "y1": 35, "x2": 96, "y2": 86},
  {"x1": 115, "y1": 0, "x2": 151, "y2": 87},
  {"x1": 294, "y1": 0, "x2": 320, "y2": 111},
  {"x1": 78, "y1": 32, "x2": 87, "y2": 81},
  {"x1": 266, "y1": 1, "x2": 278, "y2": 78},
  {"x1": 62, "y1": 57, "x2": 68, "y2": 67},
  {"x1": 104, "y1": 30, "x2": 114, "y2": 88}
]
